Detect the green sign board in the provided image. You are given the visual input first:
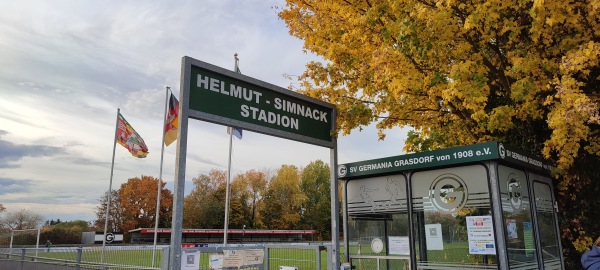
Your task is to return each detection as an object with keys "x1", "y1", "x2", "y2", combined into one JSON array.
[
  {"x1": 338, "y1": 142, "x2": 554, "y2": 179},
  {"x1": 183, "y1": 57, "x2": 336, "y2": 148},
  {"x1": 174, "y1": 57, "x2": 341, "y2": 270}
]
